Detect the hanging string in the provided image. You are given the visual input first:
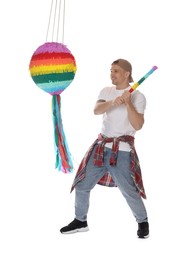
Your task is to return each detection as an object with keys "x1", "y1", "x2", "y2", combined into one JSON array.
[
  {"x1": 46, "y1": 0, "x2": 65, "y2": 43},
  {"x1": 52, "y1": 0, "x2": 58, "y2": 41},
  {"x1": 46, "y1": 0, "x2": 54, "y2": 42},
  {"x1": 61, "y1": 0, "x2": 65, "y2": 43},
  {"x1": 56, "y1": 0, "x2": 61, "y2": 42}
]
